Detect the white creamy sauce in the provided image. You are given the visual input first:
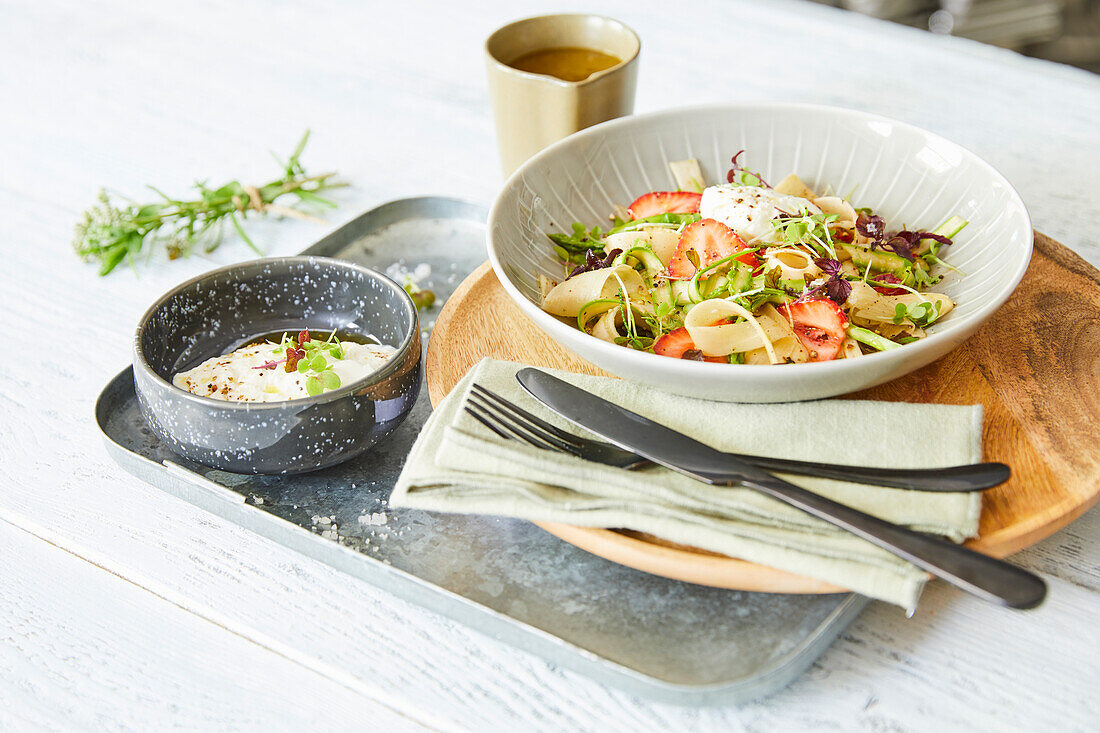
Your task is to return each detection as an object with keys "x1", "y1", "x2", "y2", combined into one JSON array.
[
  {"x1": 173, "y1": 339, "x2": 396, "y2": 402},
  {"x1": 699, "y1": 185, "x2": 821, "y2": 244}
]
